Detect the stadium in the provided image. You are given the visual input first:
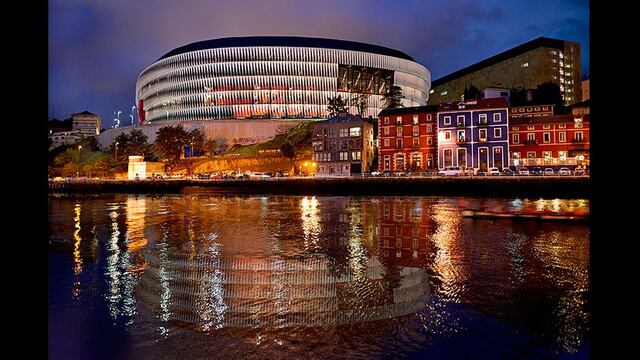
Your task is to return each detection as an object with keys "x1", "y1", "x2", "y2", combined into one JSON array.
[{"x1": 101, "y1": 36, "x2": 430, "y2": 148}]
